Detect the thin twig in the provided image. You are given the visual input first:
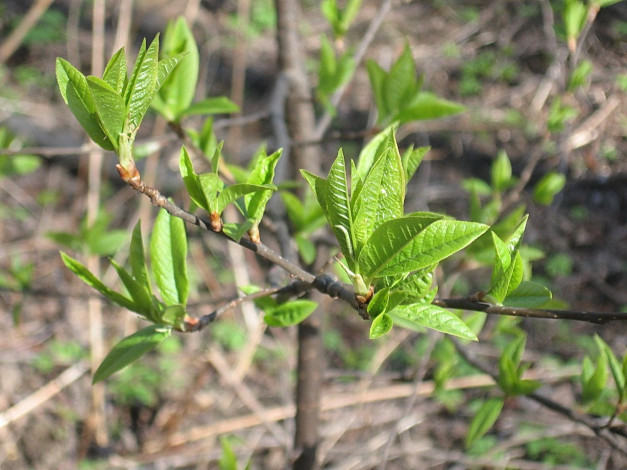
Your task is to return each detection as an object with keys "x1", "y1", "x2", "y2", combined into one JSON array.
[{"x1": 433, "y1": 297, "x2": 627, "y2": 324}]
